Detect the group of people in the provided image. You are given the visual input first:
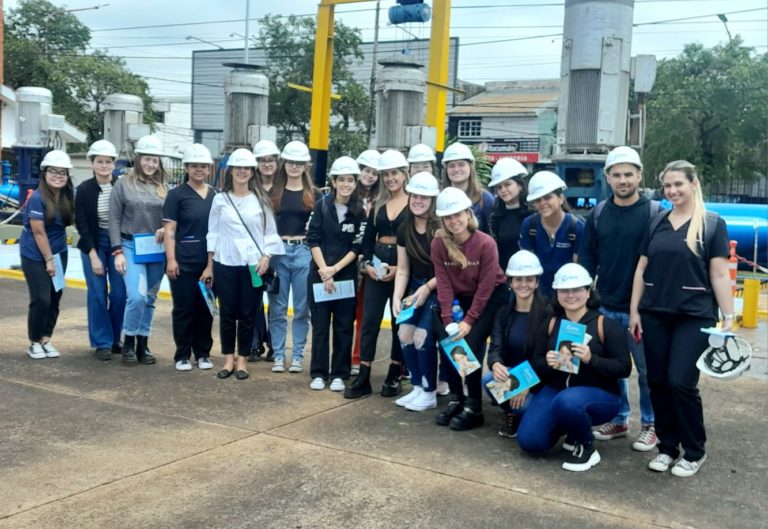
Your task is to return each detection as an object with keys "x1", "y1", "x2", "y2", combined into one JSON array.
[{"x1": 18, "y1": 137, "x2": 733, "y2": 476}]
